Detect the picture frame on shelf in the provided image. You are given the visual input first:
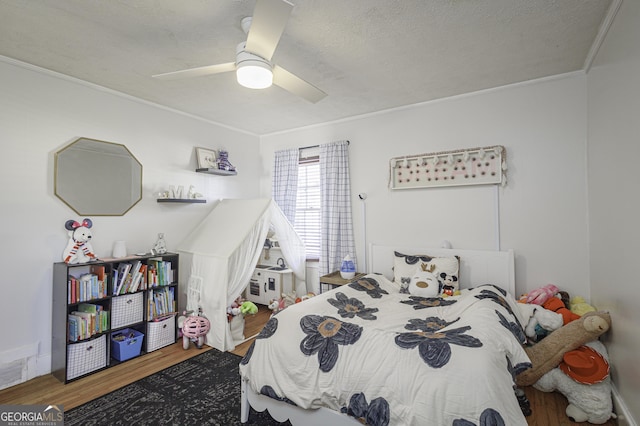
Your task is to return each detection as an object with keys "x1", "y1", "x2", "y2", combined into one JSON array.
[{"x1": 196, "y1": 147, "x2": 218, "y2": 169}]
